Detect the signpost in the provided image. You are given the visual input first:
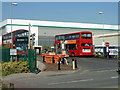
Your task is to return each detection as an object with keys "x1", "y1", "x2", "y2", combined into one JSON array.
[
  {"x1": 105, "y1": 42, "x2": 109, "y2": 59},
  {"x1": 10, "y1": 49, "x2": 17, "y2": 62},
  {"x1": 10, "y1": 49, "x2": 17, "y2": 55}
]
